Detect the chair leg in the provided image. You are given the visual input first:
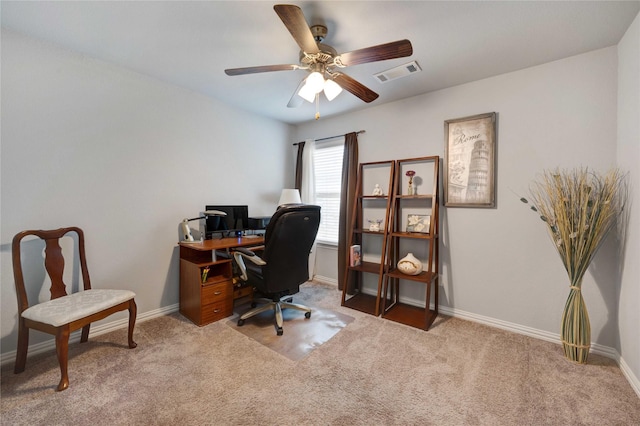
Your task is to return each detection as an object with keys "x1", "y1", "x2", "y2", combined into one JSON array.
[
  {"x1": 128, "y1": 299, "x2": 137, "y2": 349},
  {"x1": 239, "y1": 303, "x2": 275, "y2": 322},
  {"x1": 55, "y1": 326, "x2": 71, "y2": 391},
  {"x1": 80, "y1": 324, "x2": 90, "y2": 343},
  {"x1": 279, "y1": 301, "x2": 312, "y2": 314},
  {"x1": 14, "y1": 318, "x2": 29, "y2": 374},
  {"x1": 274, "y1": 303, "x2": 284, "y2": 335}
]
